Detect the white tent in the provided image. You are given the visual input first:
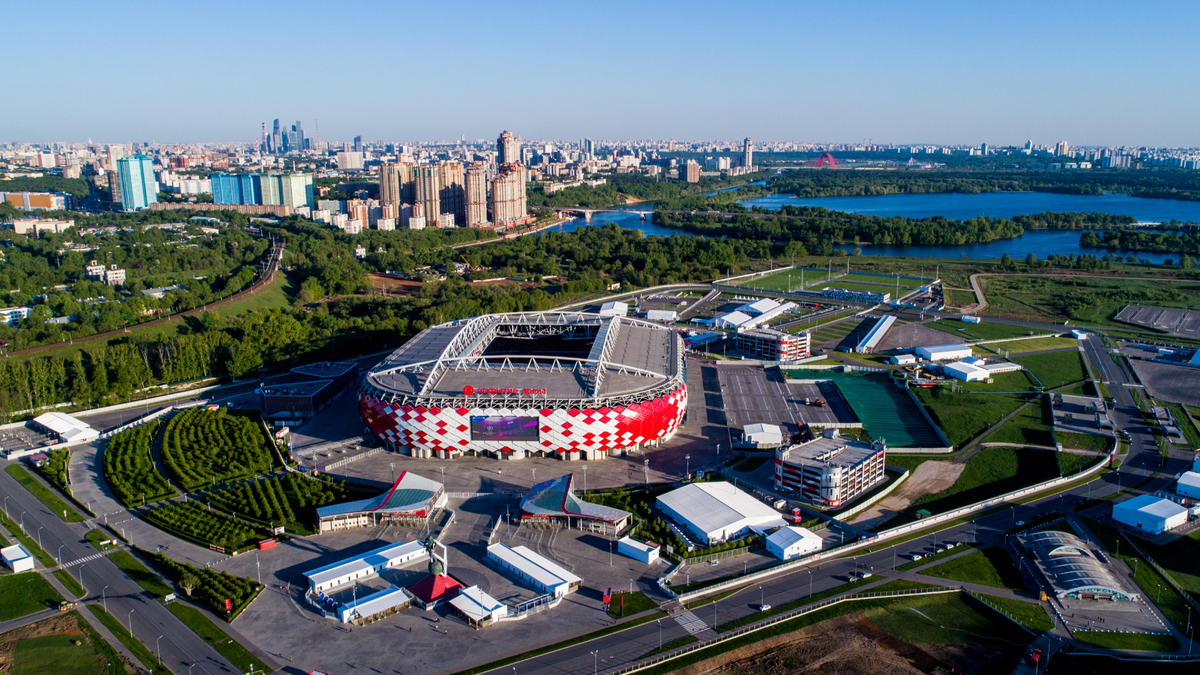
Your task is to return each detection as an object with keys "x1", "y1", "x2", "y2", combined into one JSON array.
[
  {"x1": 657, "y1": 482, "x2": 787, "y2": 544},
  {"x1": 765, "y1": 526, "x2": 822, "y2": 560},
  {"x1": 744, "y1": 423, "x2": 783, "y2": 446}
]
